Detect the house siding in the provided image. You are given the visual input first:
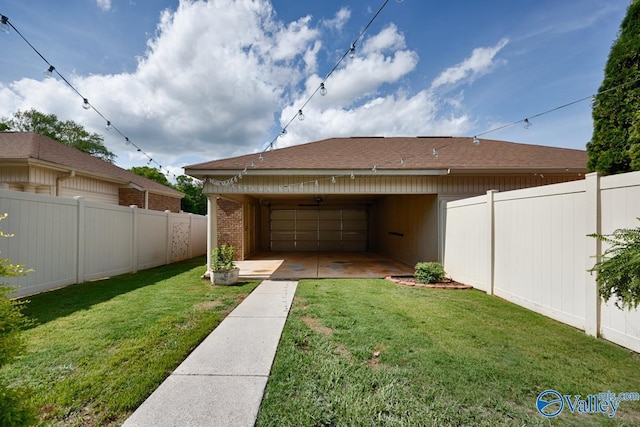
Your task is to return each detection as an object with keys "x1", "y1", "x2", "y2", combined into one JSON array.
[{"x1": 203, "y1": 173, "x2": 581, "y2": 196}]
